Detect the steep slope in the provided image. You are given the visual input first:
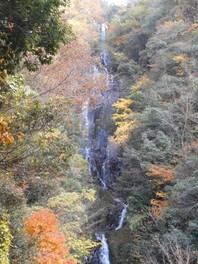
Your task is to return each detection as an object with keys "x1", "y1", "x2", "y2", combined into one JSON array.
[{"x1": 102, "y1": 0, "x2": 198, "y2": 263}]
